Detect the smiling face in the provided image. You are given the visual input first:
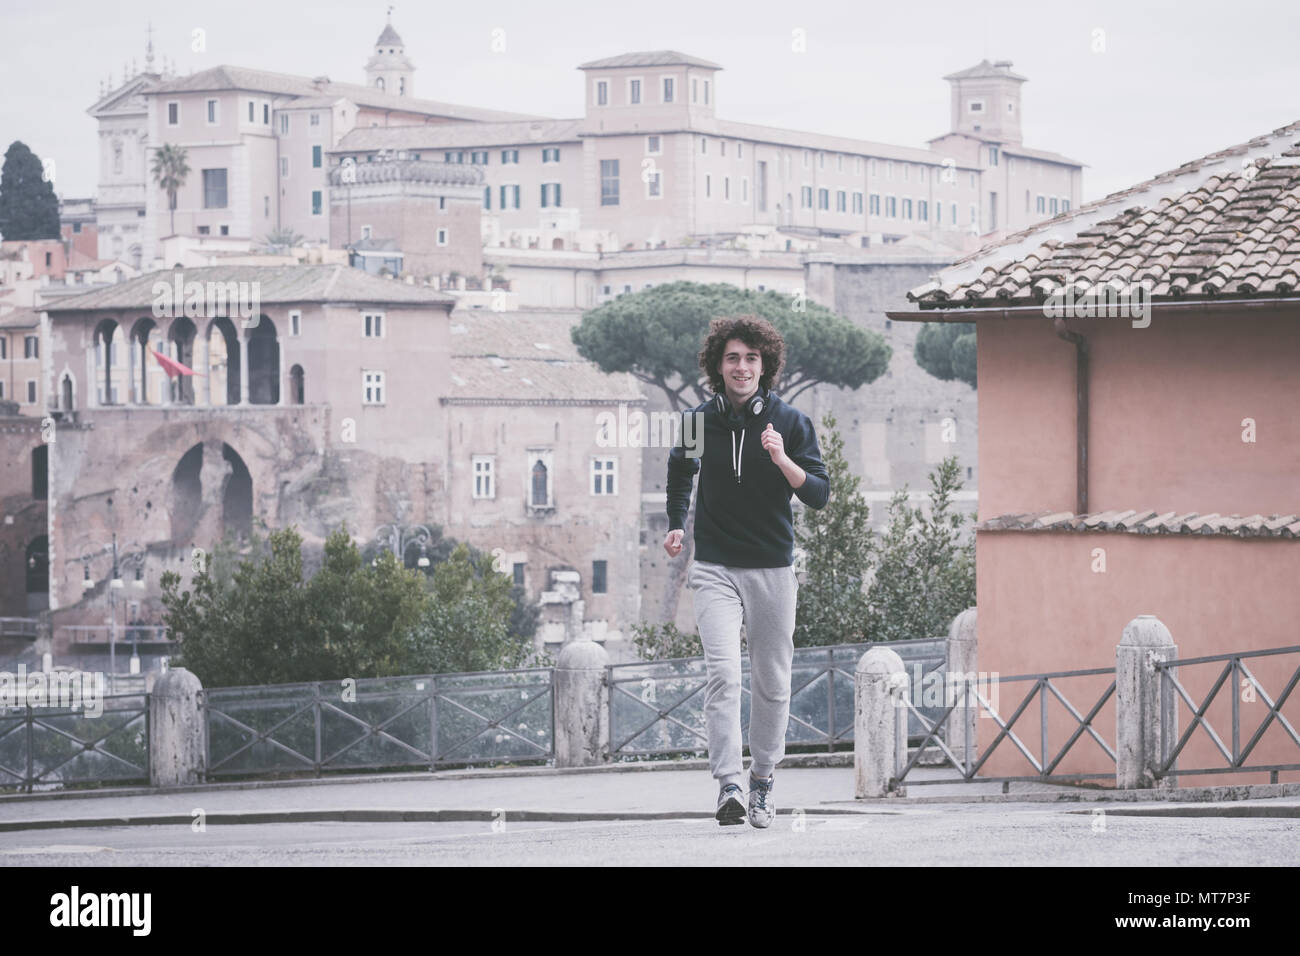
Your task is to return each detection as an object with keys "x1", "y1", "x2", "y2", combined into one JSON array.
[{"x1": 720, "y1": 337, "x2": 762, "y2": 409}]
